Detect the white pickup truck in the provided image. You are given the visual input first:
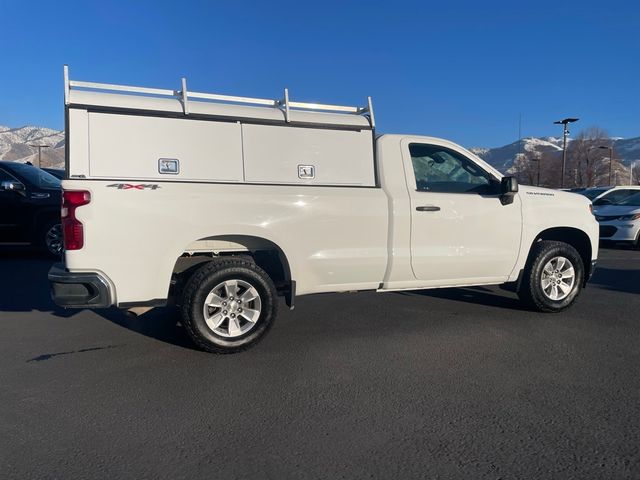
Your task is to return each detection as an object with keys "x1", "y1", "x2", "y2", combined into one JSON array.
[{"x1": 49, "y1": 67, "x2": 599, "y2": 353}]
